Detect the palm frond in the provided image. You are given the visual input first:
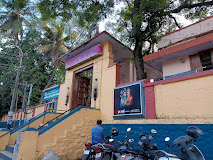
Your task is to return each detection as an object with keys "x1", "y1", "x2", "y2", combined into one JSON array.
[
  {"x1": 14, "y1": 0, "x2": 29, "y2": 10},
  {"x1": 32, "y1": 41, "x2": 50, "y2": 45},
  {"x1": 0, "y1": 19, "x2": 14, "y2": 32},
  {"x1": 43, "y1": 25, "x2": 55, "y2": 40},
  {"x1": 13, "y1": 19, "x2": 22, "y2": 35},
  {"x1": 59, "y1": 44, "x2": 68, "y2": 53},
  {"x1": 21, "y1": 17, "x2": 31, "y2": 27},
  {"x1": 38, "y1": 44, "x2": 53, "y2": 53}
]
